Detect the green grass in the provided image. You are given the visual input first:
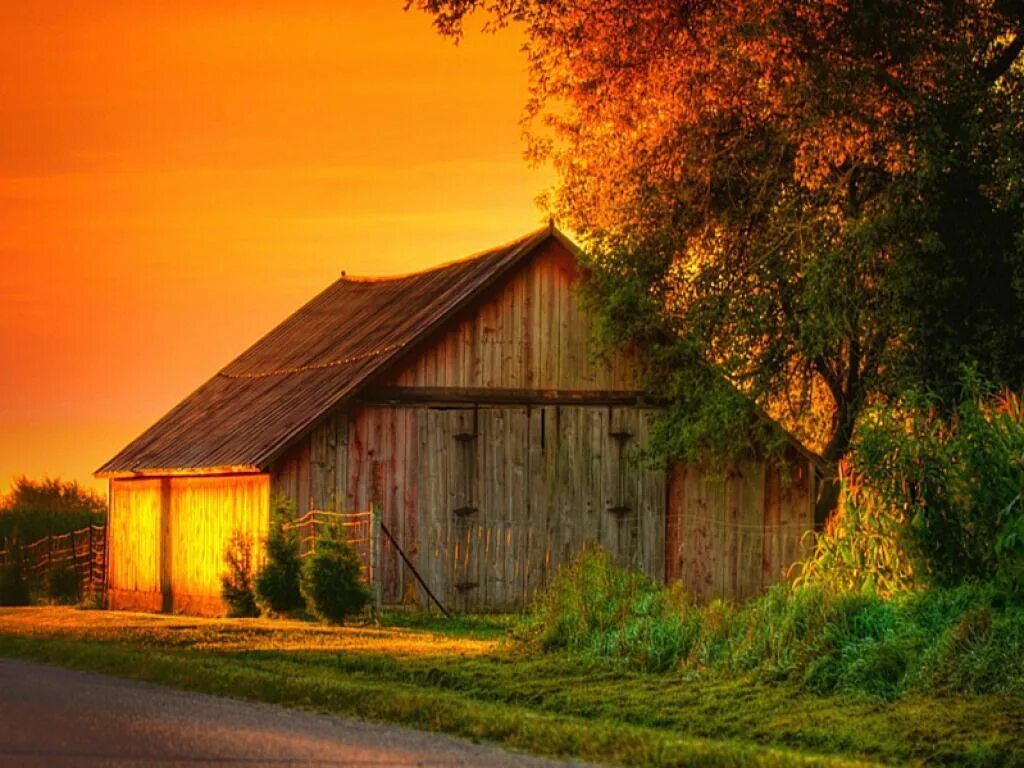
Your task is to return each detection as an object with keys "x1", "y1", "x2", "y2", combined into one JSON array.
[
  {"x1": 378, "y1": 609, "x2": 515, "y2": 639},
  {"x1": 0, "y1": 608, "x2": 1021, "y2": 767}
]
